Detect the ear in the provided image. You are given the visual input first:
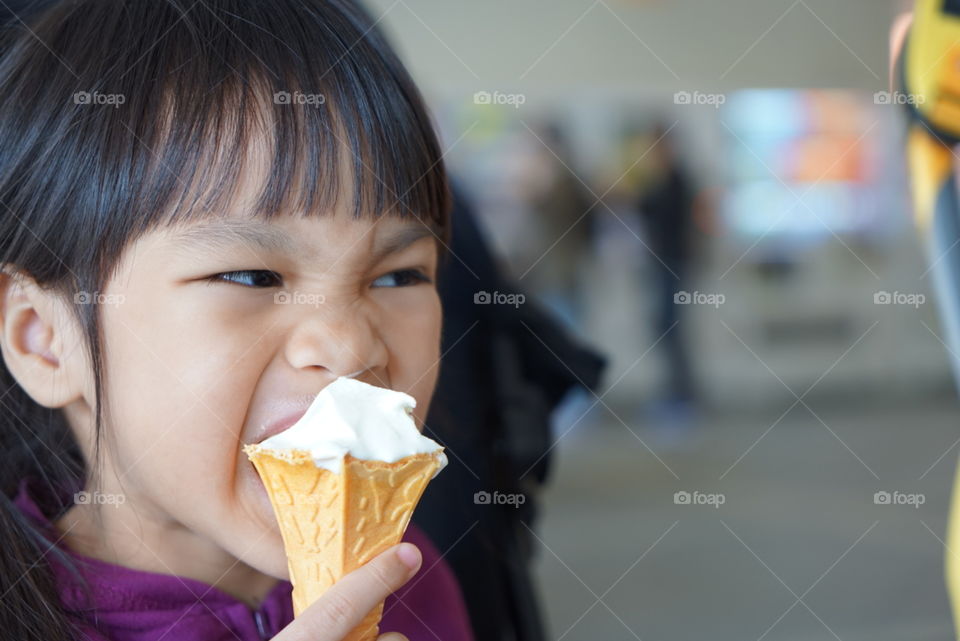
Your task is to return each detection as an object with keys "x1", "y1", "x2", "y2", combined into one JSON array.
[{"x1": 0, "y1": 269, "x2": 86, "y2": 408}]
